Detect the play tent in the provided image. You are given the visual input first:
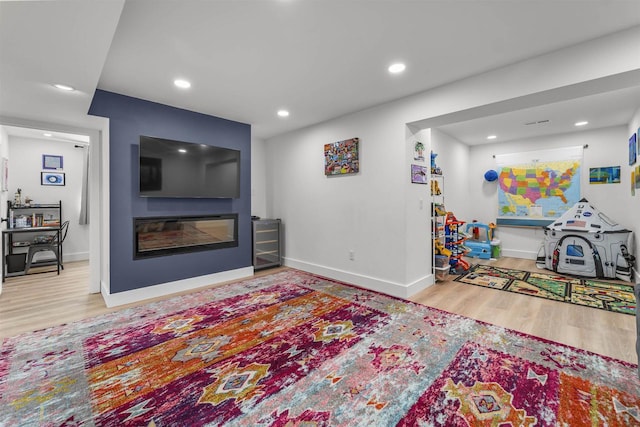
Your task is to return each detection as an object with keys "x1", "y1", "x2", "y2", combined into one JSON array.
[{"x1": 536, "y1": 198, "x2": 635, "y2": 281}]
